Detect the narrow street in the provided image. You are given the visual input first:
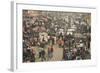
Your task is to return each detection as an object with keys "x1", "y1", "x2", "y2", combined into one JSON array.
[{"x1": 31, "y1": 45, "x2": 63, "y2": 62}]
